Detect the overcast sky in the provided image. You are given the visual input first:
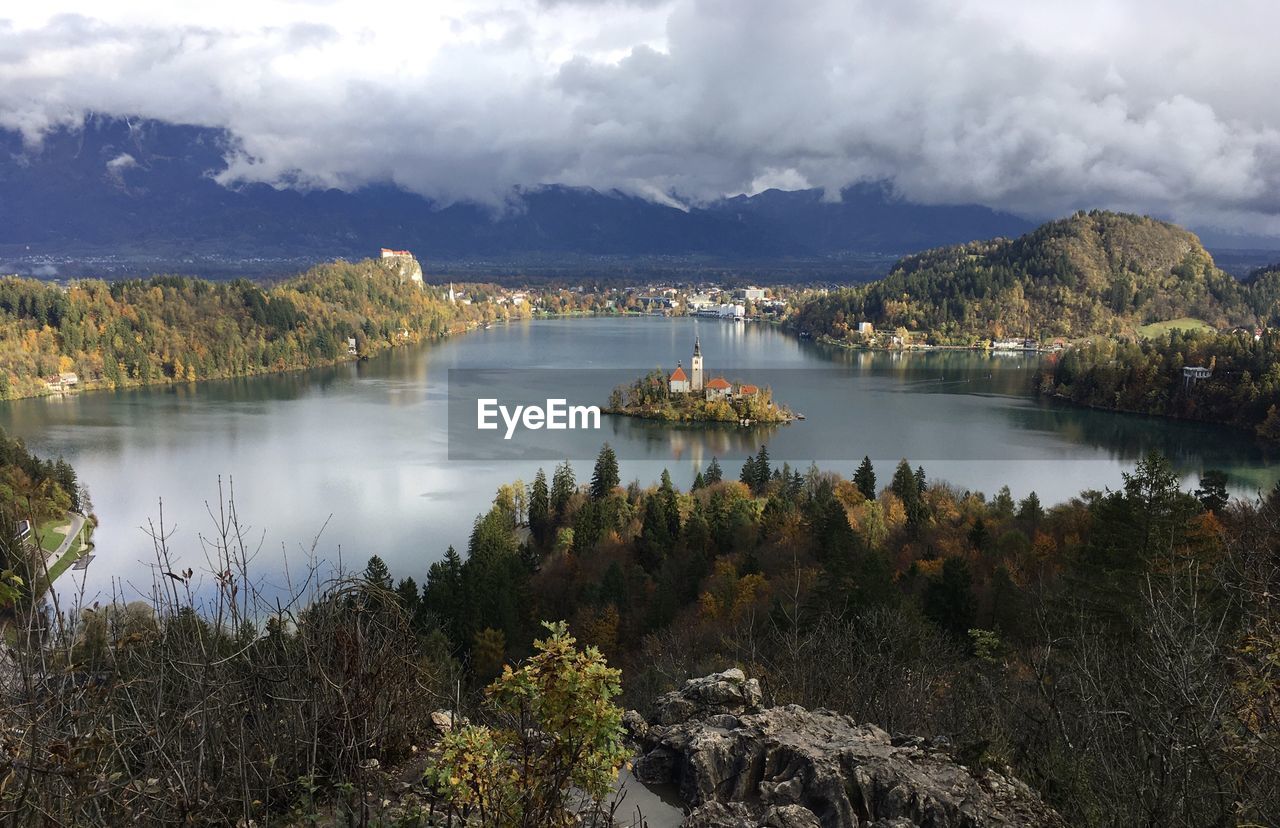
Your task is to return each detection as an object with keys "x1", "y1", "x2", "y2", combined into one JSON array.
[{"x1": 2, "y1": 0, "x2": 1278, "y2": 236}]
